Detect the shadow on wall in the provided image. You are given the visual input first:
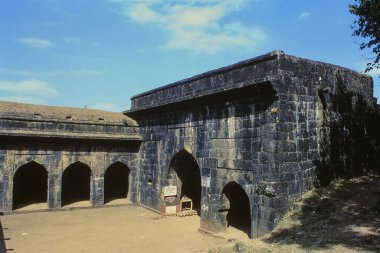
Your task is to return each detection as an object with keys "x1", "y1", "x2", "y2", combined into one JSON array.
[{"x1": 315, "y1": 73, "x2": 380, "y2": 186}]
